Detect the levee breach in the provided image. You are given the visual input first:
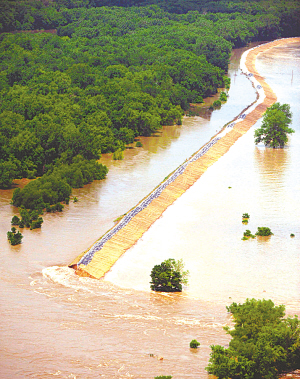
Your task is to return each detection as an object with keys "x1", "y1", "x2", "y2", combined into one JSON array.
[{"x1": 70, "y1": 38, "x2": 300, "y2": 279}]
